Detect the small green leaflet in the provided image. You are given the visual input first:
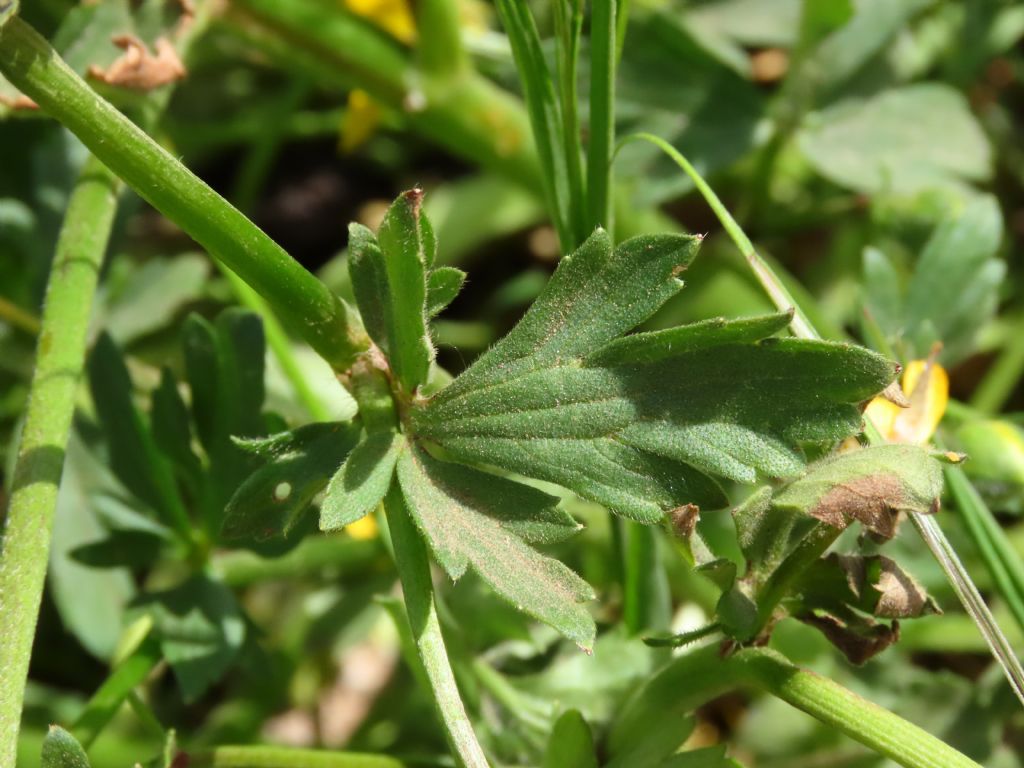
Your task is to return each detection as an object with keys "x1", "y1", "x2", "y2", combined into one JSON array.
[
  {"x1": 397, "y1": 441, "x2": 593, "y2": 647},
  {"x1": 41, "y1": 726, "x2": 90, "y2": 768}
]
